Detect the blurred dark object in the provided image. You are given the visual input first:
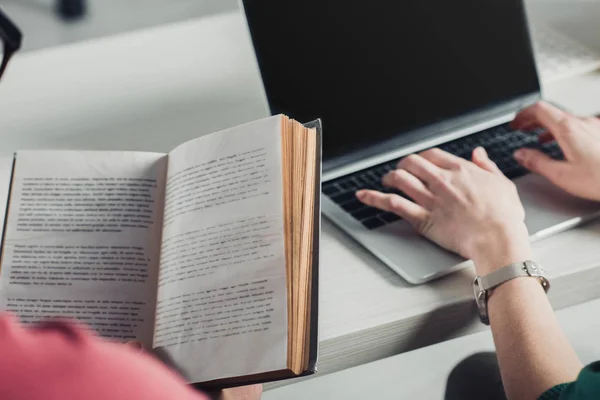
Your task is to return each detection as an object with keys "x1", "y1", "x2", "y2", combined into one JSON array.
[
  {"x1": 0, "y1": 6, "x2": 22, "y2": 81},
  {"x1": 56, "y1": 0, "x2": 87, "y2": 20},
  {"x1": 445, "y1": 353, "x2": 507, "y2": 400}
]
